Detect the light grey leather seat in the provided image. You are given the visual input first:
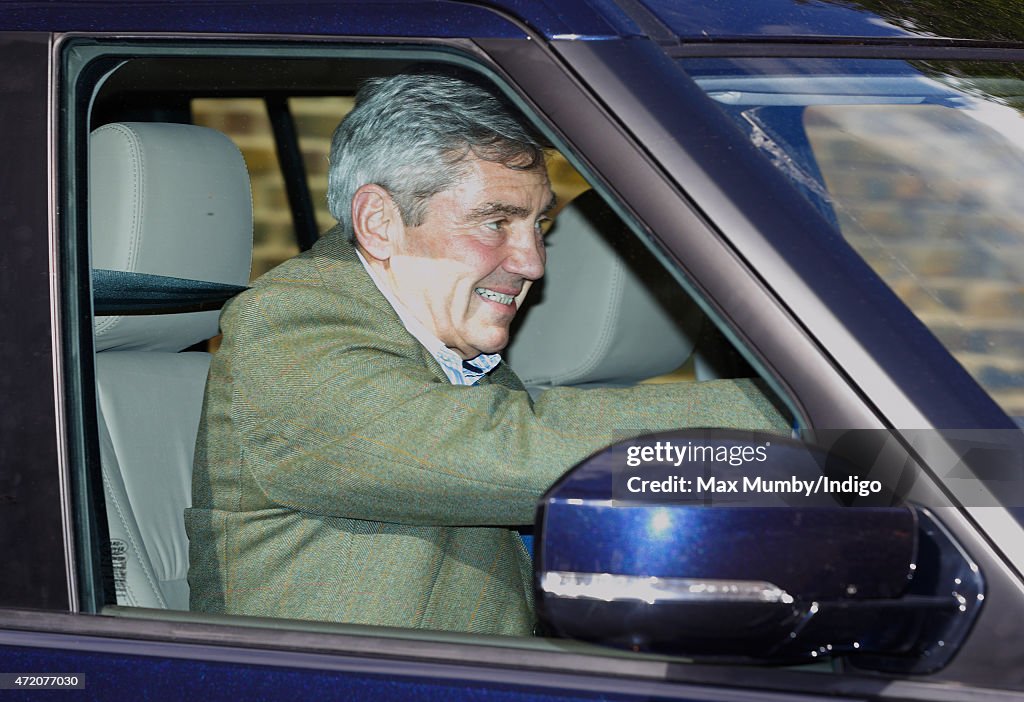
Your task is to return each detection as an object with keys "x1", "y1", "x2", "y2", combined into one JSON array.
[
  {"x1": 506, "y1": 189, "x2": 712, "y2": 394},
  {"x1": 91, "y1": 122, "x2": 252, "y2": 609}
]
